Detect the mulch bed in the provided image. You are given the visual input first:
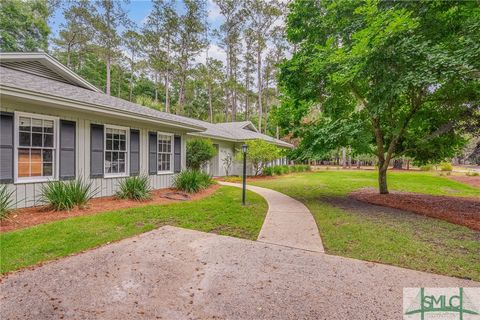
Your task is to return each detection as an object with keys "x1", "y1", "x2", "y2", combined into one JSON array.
[
  {"x1": 0, "y1": 184, "x2": 220, "y2": 233},
  {"x1": 448, "y1": 175, "x2": 480, "y2": 188},
  {"x1": 350, "y1": 188, "x2": 480, "y2": 231}
]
